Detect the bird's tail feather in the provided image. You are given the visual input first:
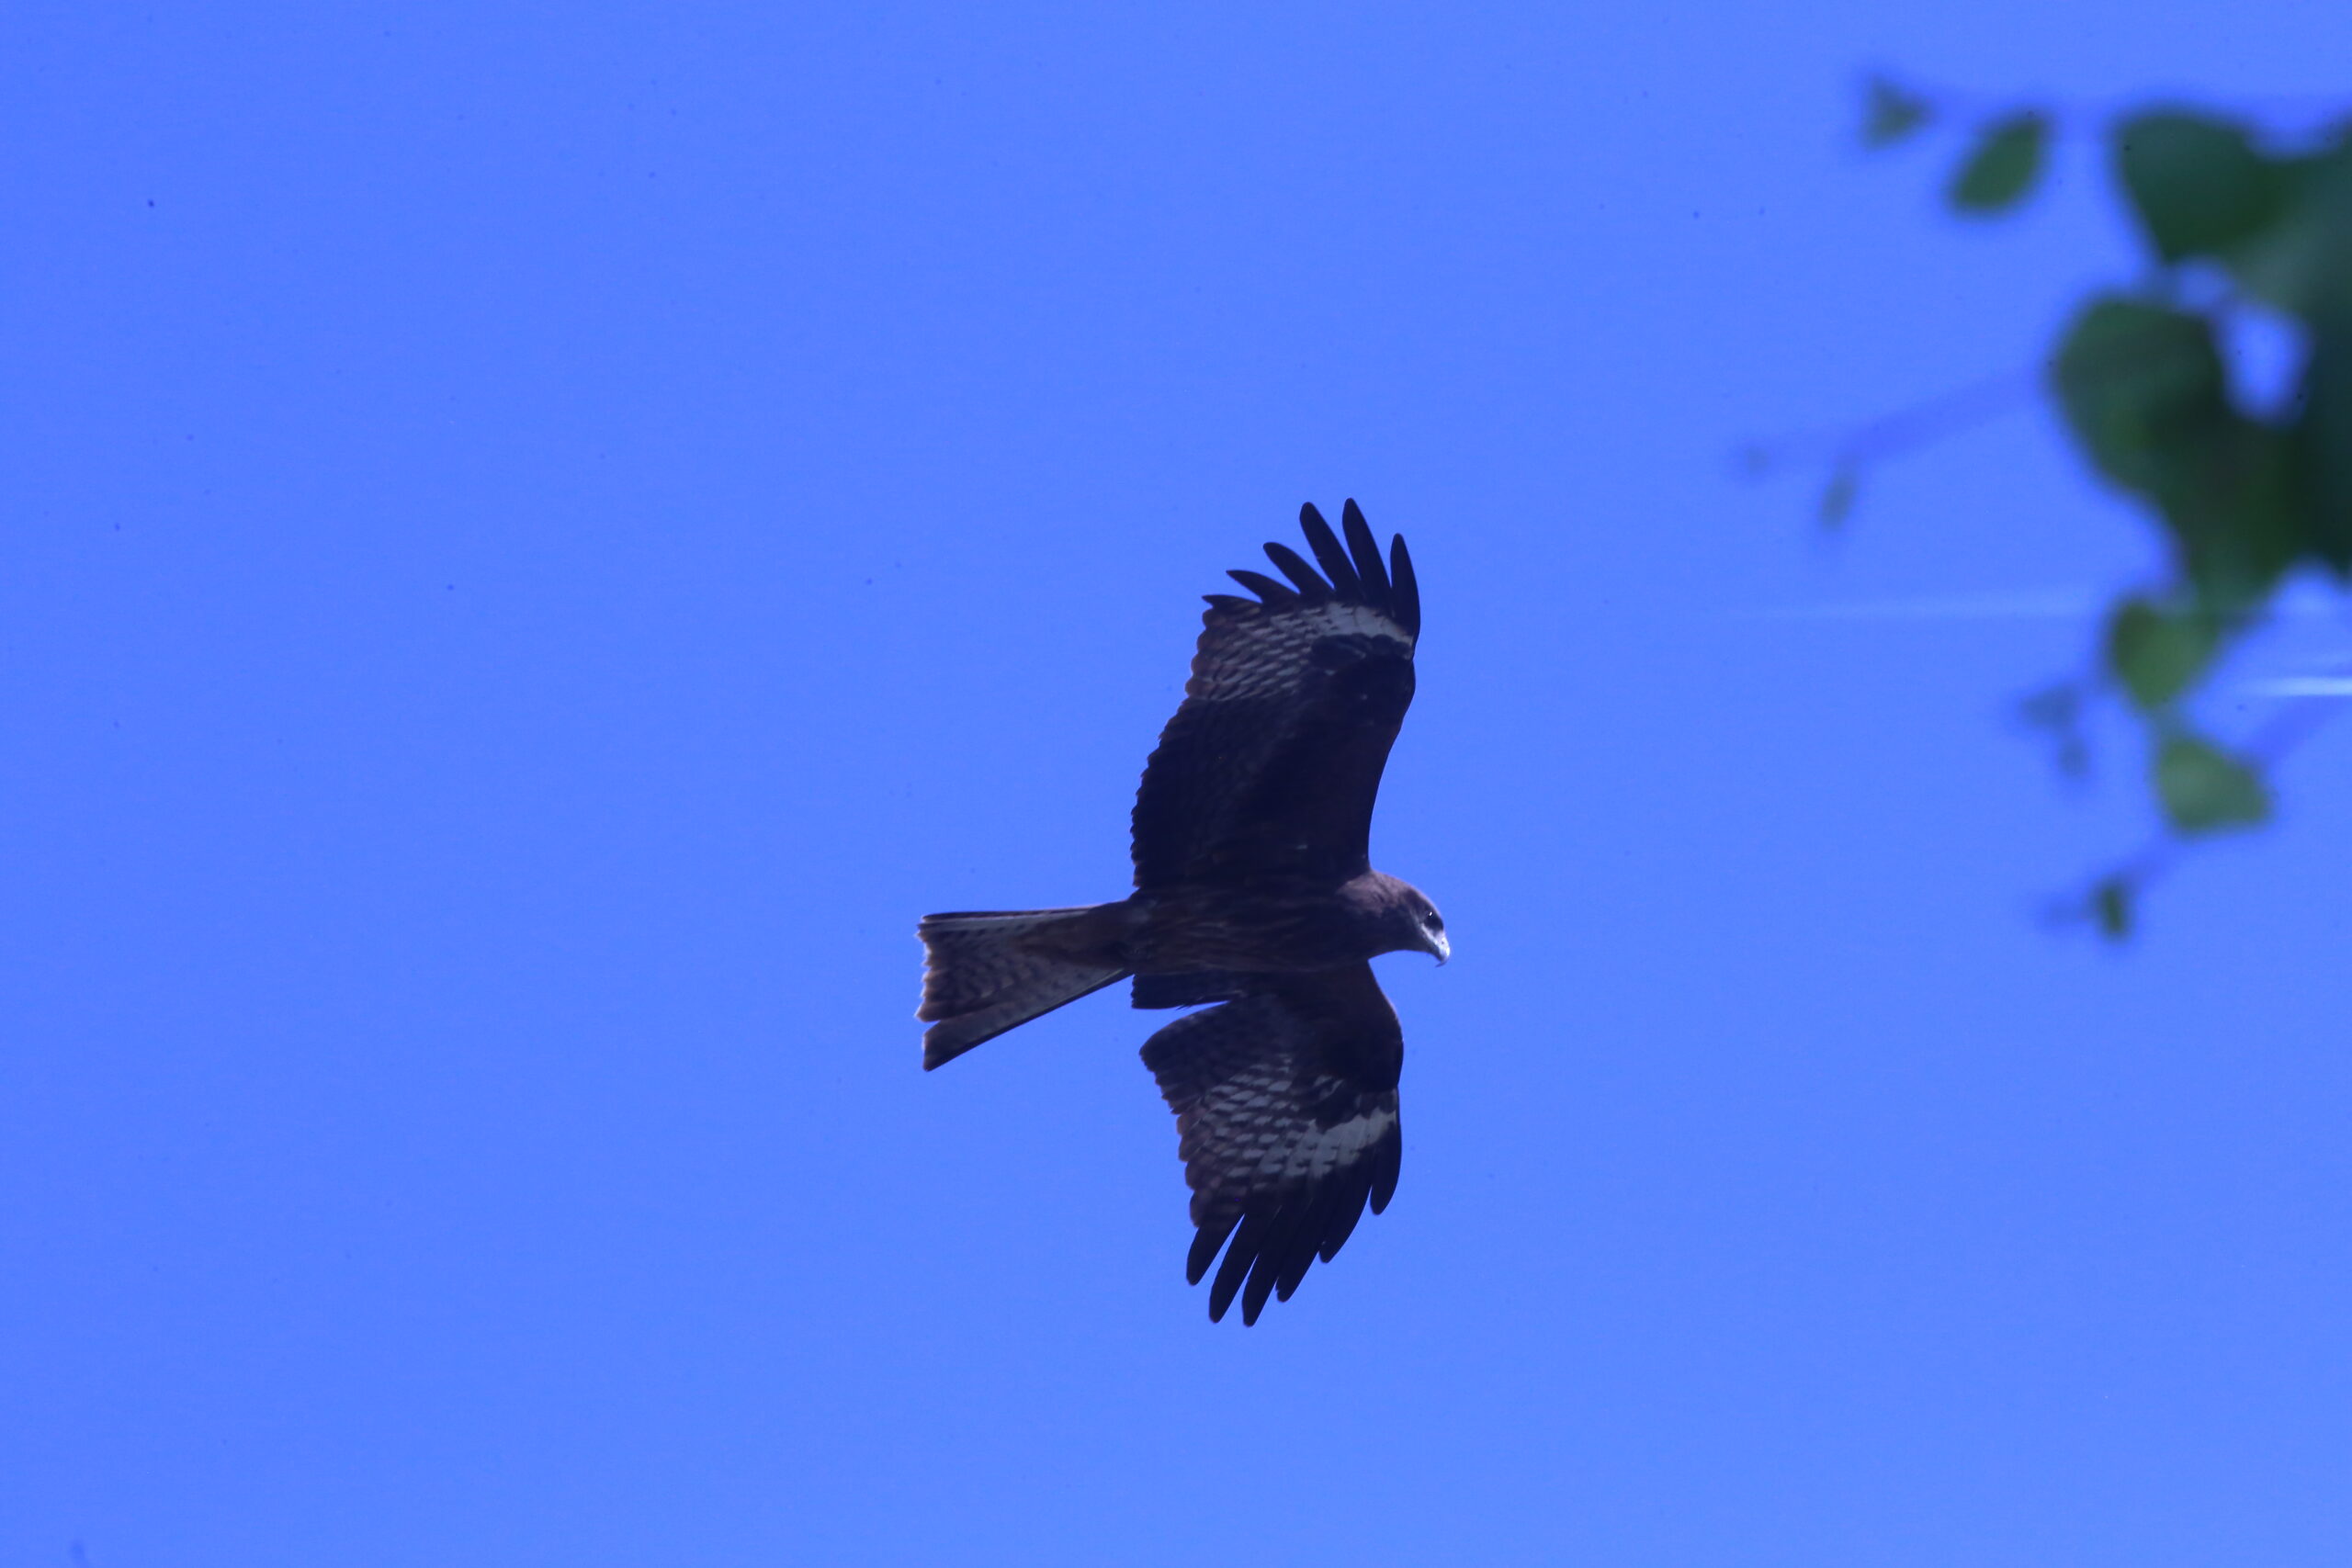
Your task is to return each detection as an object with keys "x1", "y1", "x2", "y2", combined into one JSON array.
[{"x1": 916, "y1": 906, "x2": 1131, "y2": 1069}]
